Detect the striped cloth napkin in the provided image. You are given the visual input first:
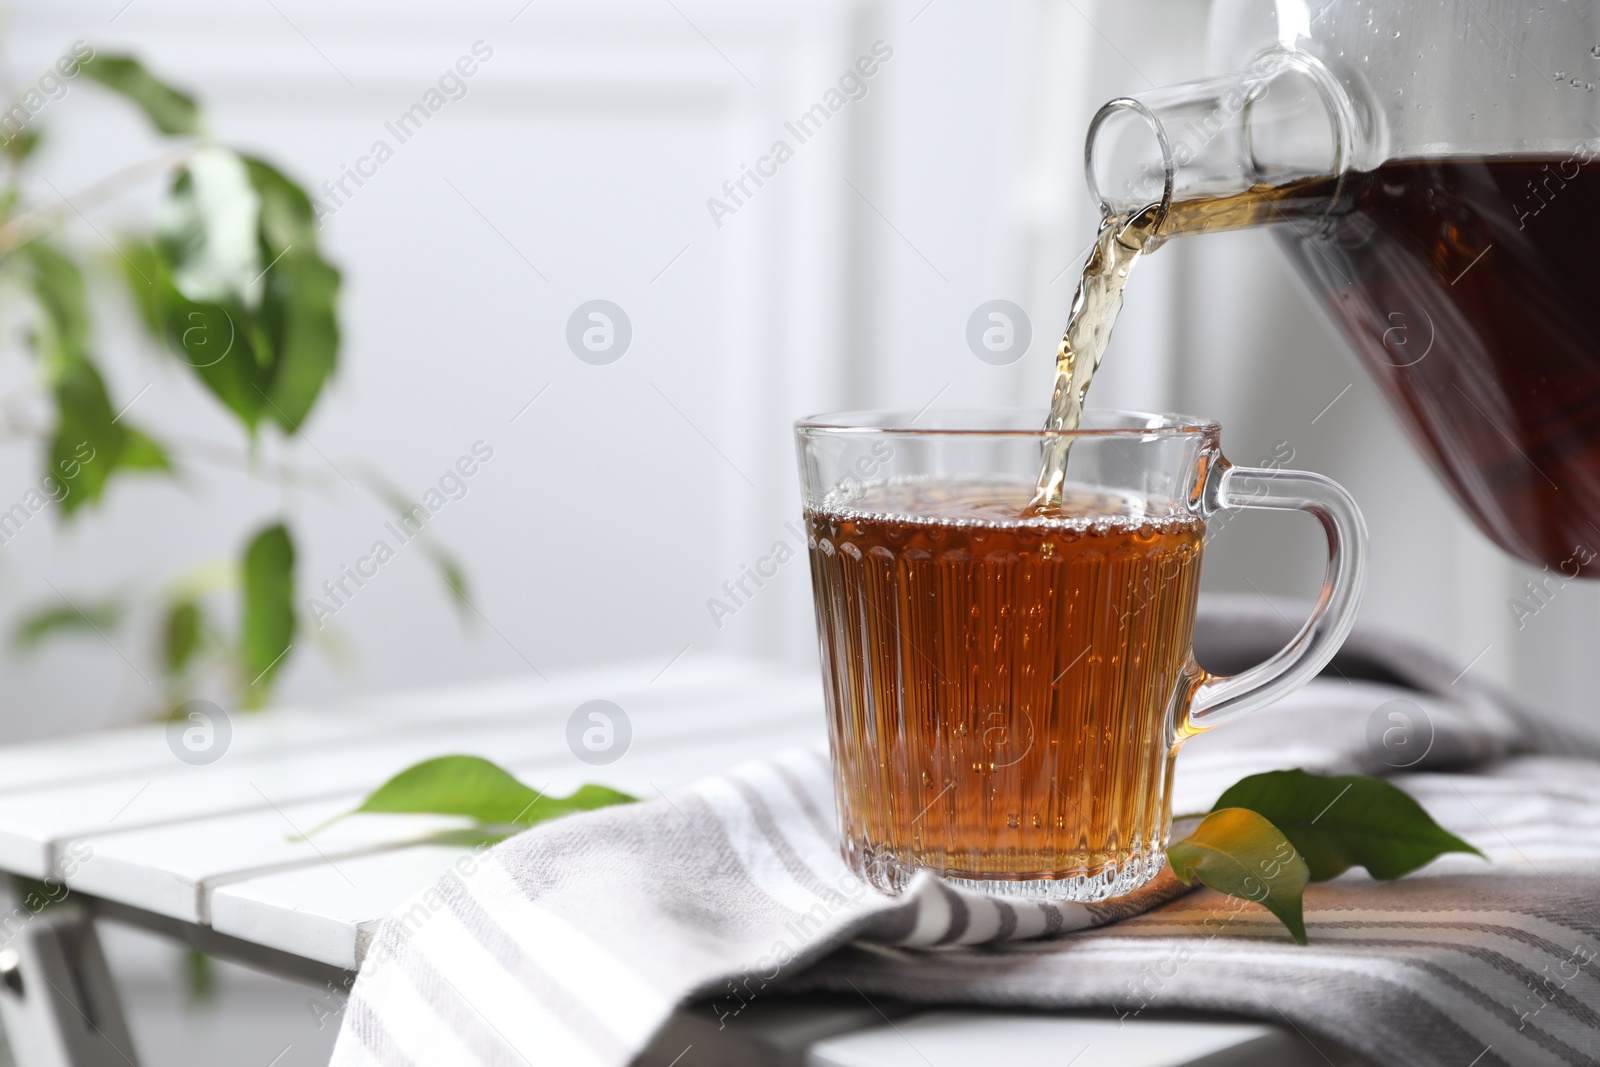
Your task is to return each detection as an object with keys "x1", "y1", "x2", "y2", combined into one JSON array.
[{"x1": 329, "y1": 598, "x2": 1600, "y2": 1067}]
